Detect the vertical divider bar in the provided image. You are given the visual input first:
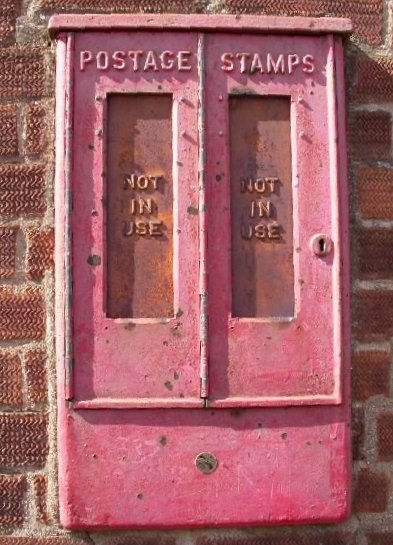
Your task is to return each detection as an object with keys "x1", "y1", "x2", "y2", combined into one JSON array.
[
  {"x1": 64, "y1": 32, "x2": 74, "y2": 400},
  {"x1": 326, "y1": 34, "x2": 342, "y2": 403},
  {"x1": 198, "y1": 33, "x2": 209, "y2": 400}
]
